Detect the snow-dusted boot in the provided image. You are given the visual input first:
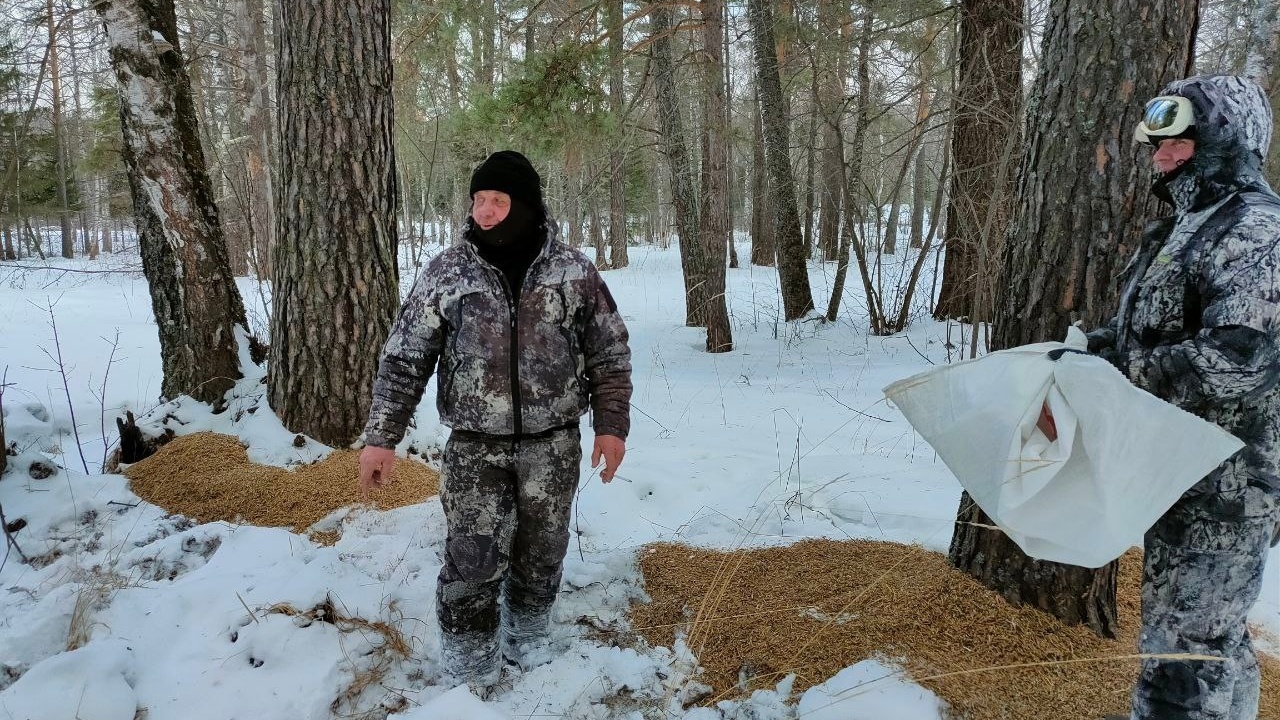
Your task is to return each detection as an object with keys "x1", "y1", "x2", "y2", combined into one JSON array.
[
  {"x1": 501, "y1": 605, "x2": 554, "y2": 672},
  {"x1": 438, "y1": 629, "x2": 502, "y2": 697}
]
